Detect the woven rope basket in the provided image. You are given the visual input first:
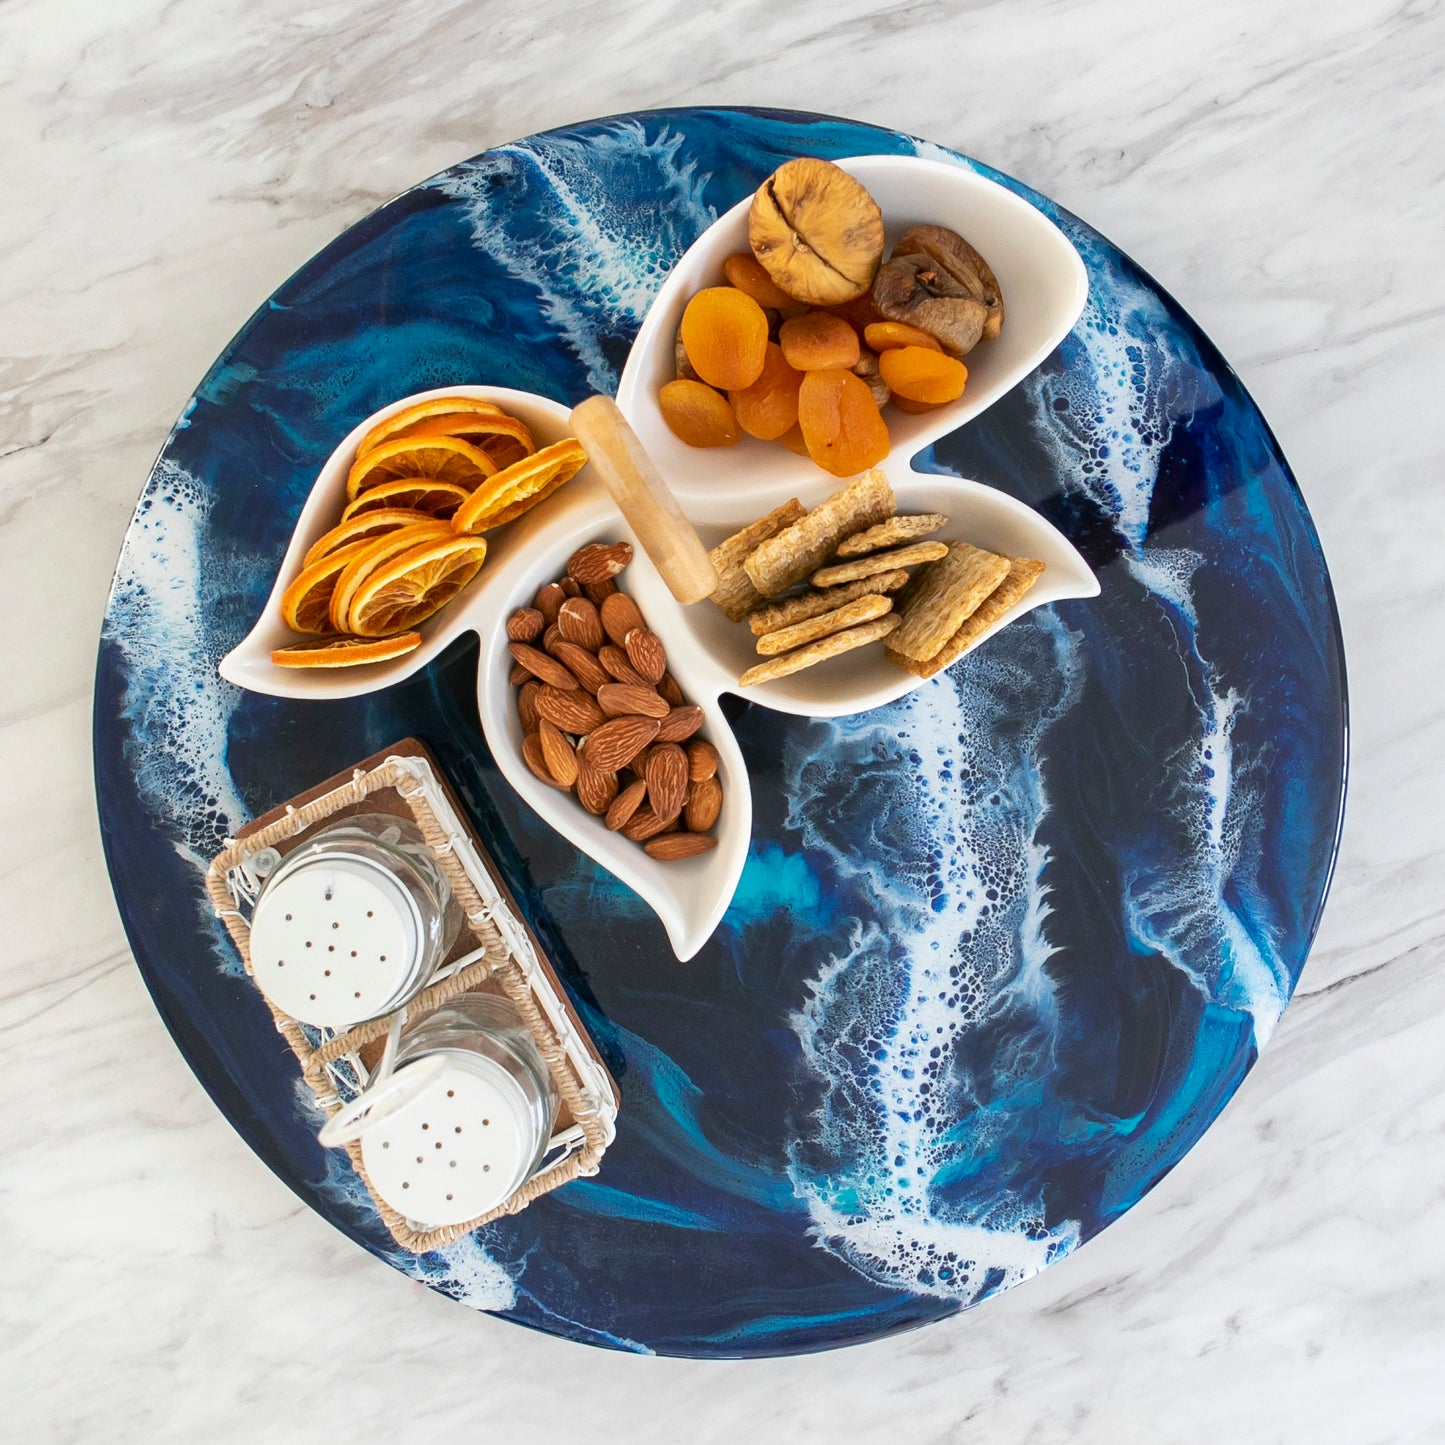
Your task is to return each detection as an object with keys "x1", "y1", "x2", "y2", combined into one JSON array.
[{"x1": 205, "y1": 744, "x2": 617, "y2": 1253}]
